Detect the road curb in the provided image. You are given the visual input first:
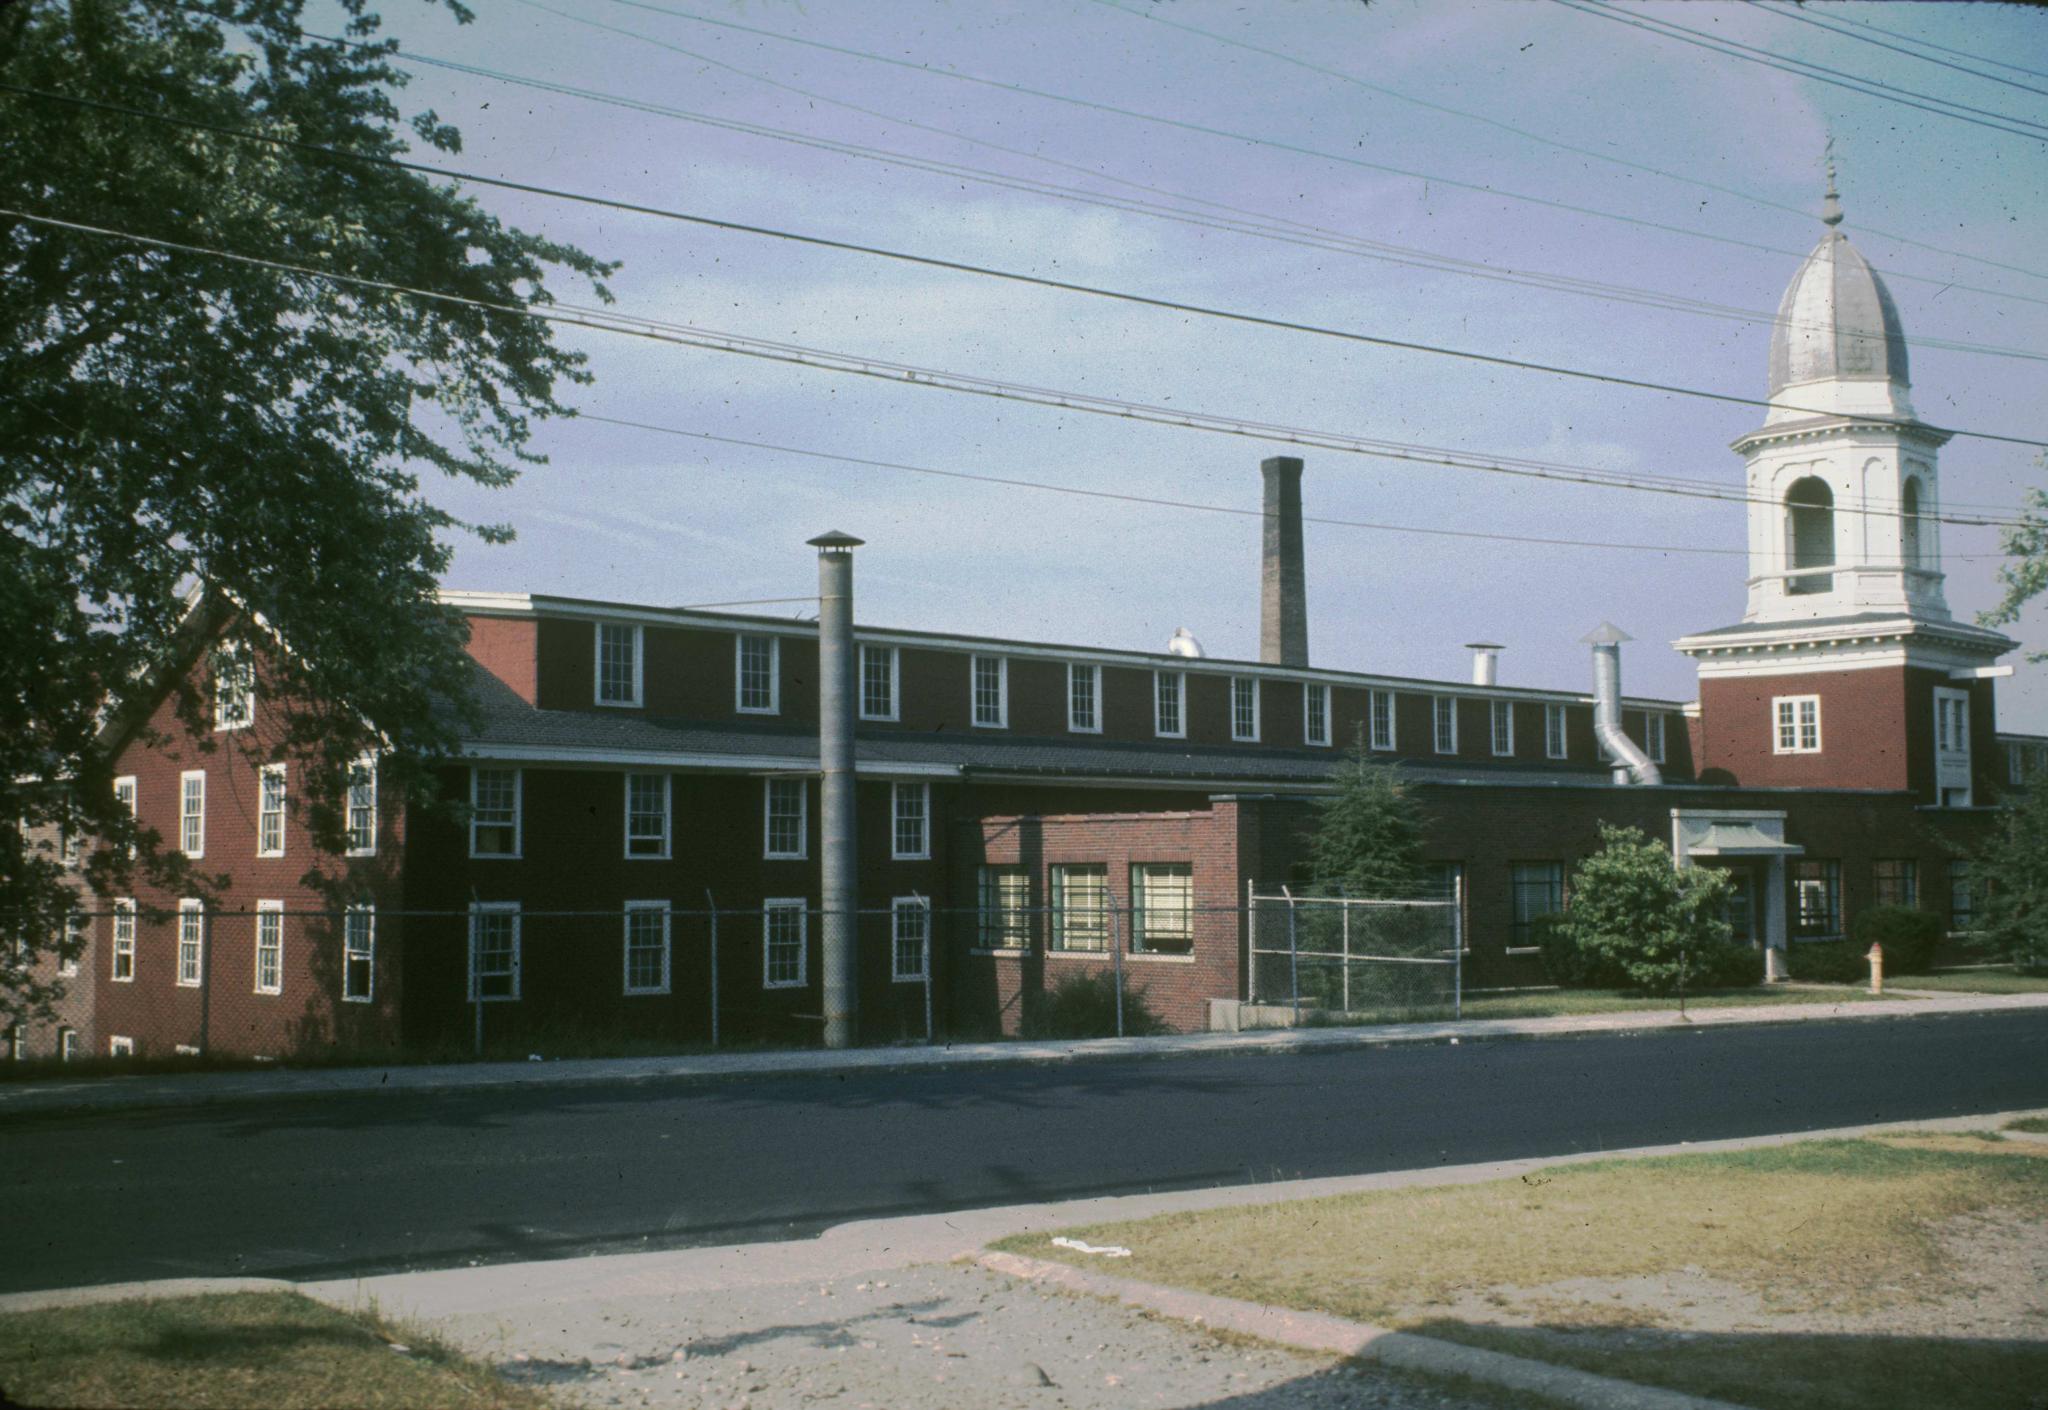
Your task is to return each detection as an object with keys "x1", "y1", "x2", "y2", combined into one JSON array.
[
  {"x1": 0, "y1": 1277, "x2": 298, "y2": 1315},
  {"x1": 975, "y1": 1250, "x2": 1740, "y2": 1410},
  {"x1": 3, "y1": 990, "x2": 2045, "y2": 1118}
]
